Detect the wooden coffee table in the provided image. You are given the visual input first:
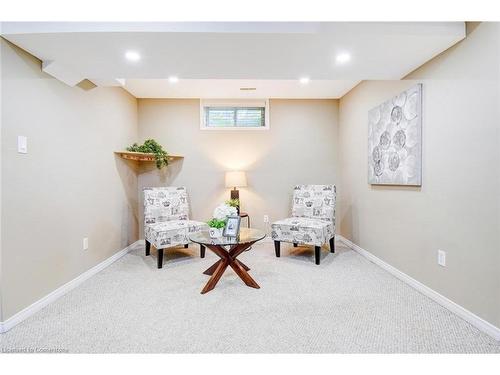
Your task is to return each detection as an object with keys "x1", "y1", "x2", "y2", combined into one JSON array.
[{"x1": 189, "y1": 228, "x2": 266, "y2": 294}]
